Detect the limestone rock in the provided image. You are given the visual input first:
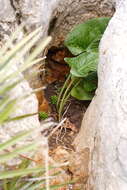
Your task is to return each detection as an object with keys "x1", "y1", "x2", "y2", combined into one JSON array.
[{"x1": 75, "y1": 0, "x2": 127, "y2": 189}]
